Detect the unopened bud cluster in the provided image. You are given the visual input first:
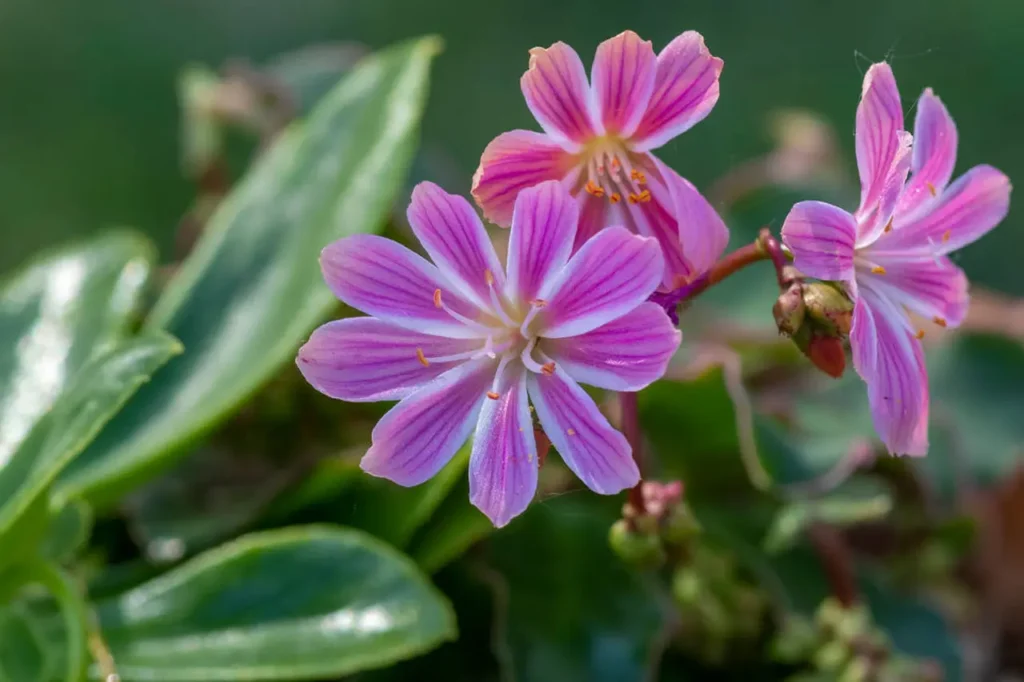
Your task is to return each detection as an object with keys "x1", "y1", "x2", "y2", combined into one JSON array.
[
  {"x1": 773, "y1": 277, "x2": 854, "y2": 379},
  {"x1": 608, "y1": 481, "x2": 699, "y2": 569},
  {"x1": 772, "y1": 599, "x2": 944, "y2": 681}
]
